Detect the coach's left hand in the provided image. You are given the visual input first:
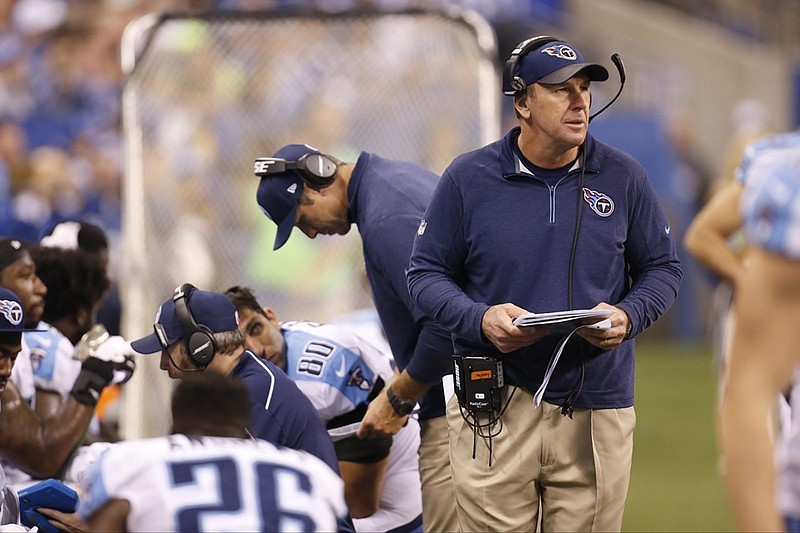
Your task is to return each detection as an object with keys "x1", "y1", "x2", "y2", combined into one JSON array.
[
  {"x1": 357, "y1": 392, "x2": 408, "y2": 439},
  {"x1": 577, "y1": 303, "x2": 630, "y2": 351}
]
